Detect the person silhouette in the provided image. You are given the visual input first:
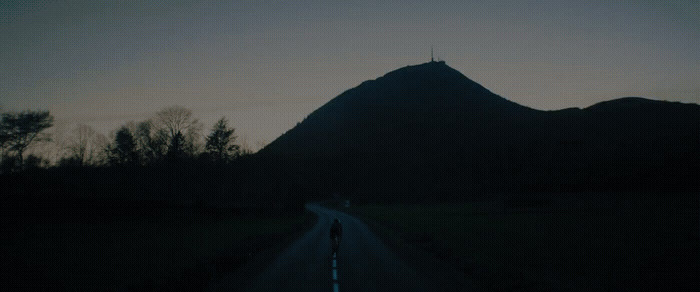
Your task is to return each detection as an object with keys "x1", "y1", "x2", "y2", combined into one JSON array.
[{"x1": 330, "y1": 218, "x2": 343, "y2": 253}]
